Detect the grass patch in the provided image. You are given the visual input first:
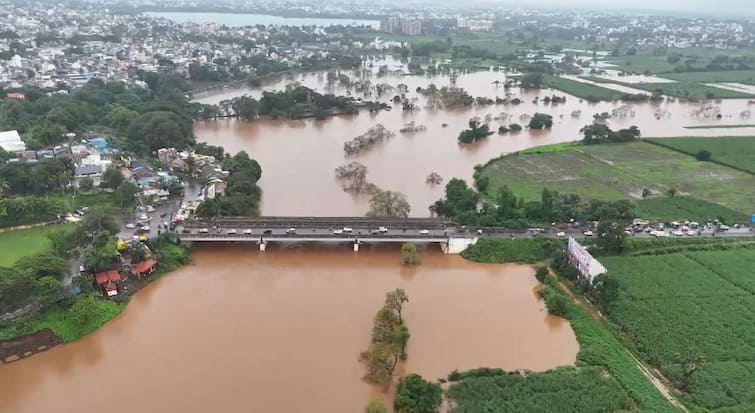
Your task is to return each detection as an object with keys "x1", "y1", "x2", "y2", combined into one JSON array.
[
  {"x1": 645, "y1": 136, "x2": 755, "y2": 175},
  {"x1": 0, "y1": 224, "x2": 72, "y2": 267},
  {"x1": 518, "y1": 141, "x2": 581, "y2": 155},
  {"x1": 461, "y1": 238, "x2": 564, "y2": 263},
  {"x1": 542, "y1": 75, "x2": 628, "y2": 101},
  {"x1": 601, "y1": 248, "x2": 755, "y2": 410},
  {"x1": 478, "y1": 141, "x2": 755, "y2": 217},
  {"x1": 633, "y1": 196, "x2": 749, "y2": 224},
  {"x1": 614, "y1": 81, "x2": 755, "y2": 99},
  {"x1": 605, "y1": 55, "x2": 679, "y2": 74},
  {"x1": 29, "y1": 295, "x2": 123, "y2": 343}
]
